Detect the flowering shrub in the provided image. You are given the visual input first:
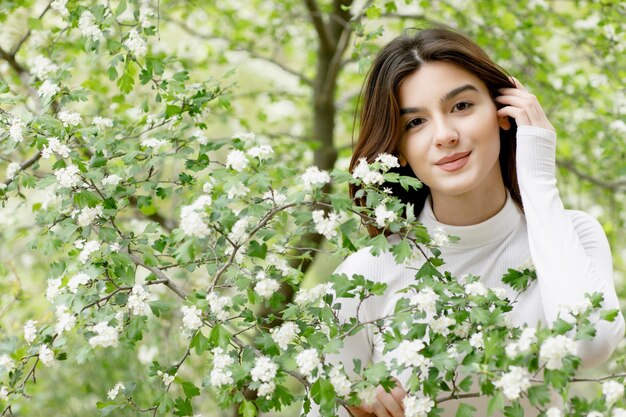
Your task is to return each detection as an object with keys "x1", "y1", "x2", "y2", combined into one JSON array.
[{"x1": 0, "y1": 1, "x2": 624, "y2": 417}]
